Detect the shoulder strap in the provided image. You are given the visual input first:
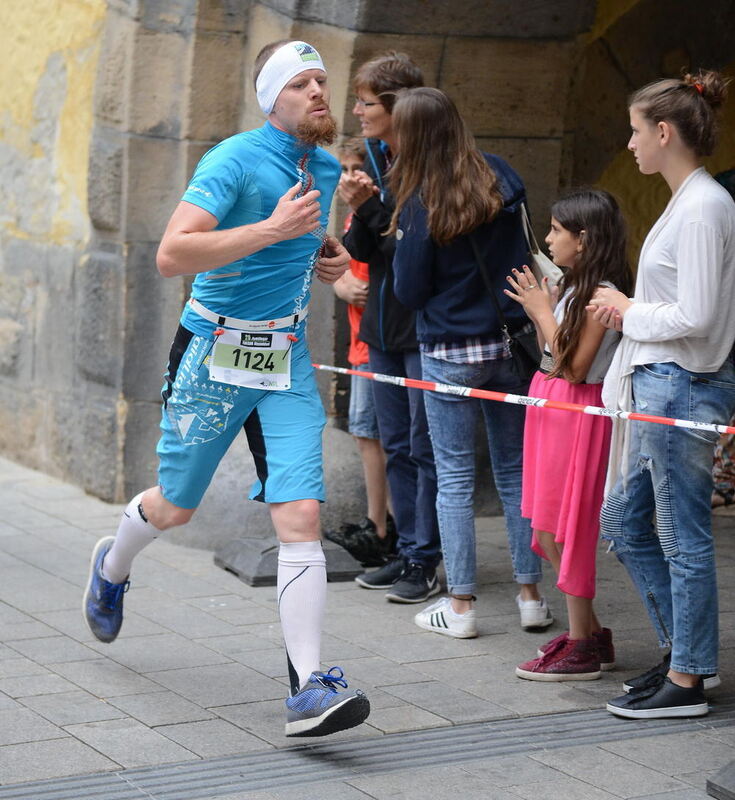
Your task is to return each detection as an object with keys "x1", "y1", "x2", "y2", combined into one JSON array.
[
  {"x1": 468, "y1": 233, "x2": 511, "y2": 338},
  {"x1": 520, "y1": 203, "x2": 540, "y2": 254}
]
